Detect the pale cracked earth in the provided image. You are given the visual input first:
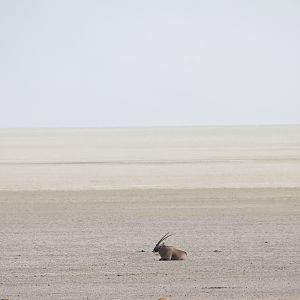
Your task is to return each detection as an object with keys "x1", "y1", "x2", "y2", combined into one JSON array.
[{"x1": 0, "y1": 126, "x2": 300, "y2": 299}]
